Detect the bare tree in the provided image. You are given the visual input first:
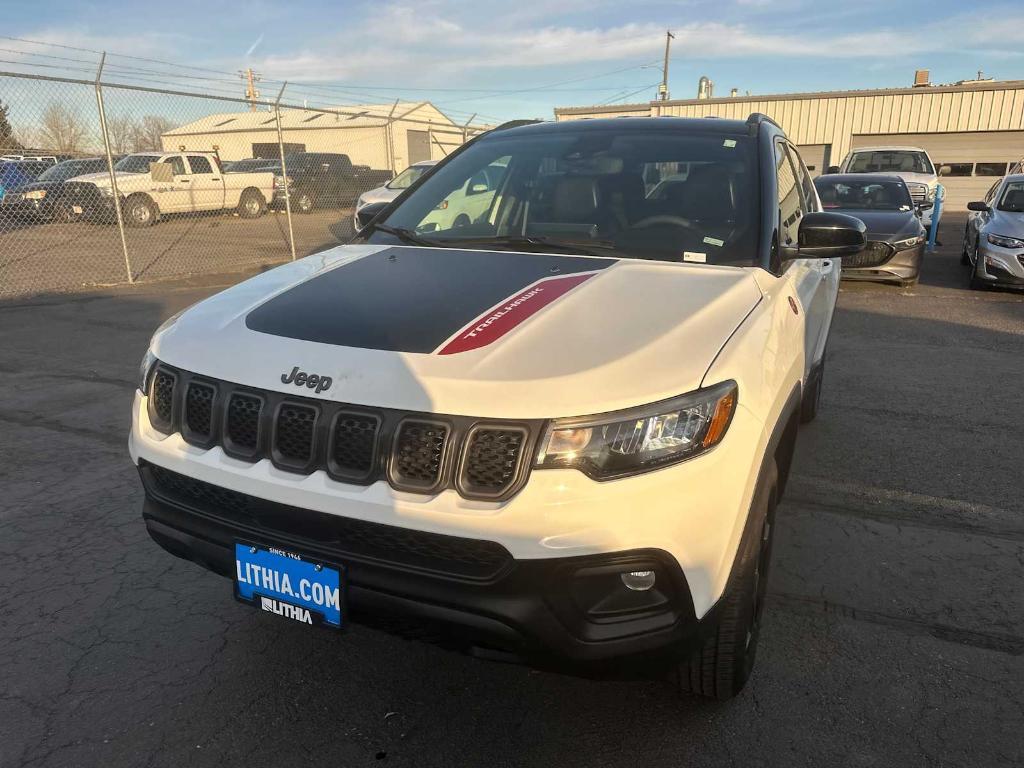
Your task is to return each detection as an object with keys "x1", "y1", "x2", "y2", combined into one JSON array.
[
  {"x1": 105, "y1": 114, "x2": 138, "y2": 156},
  {"x1": 38, "y1": 102, "x2": 90, "y2": 154},
  {"x1": 130, "y1": 115, "x2": 175, "y2": 152}
]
